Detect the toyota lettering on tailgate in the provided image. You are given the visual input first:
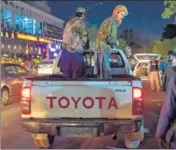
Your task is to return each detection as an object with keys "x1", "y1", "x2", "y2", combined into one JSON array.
[{"x1": 46, "y1": 96, "x2": 118, "y2": 109}]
